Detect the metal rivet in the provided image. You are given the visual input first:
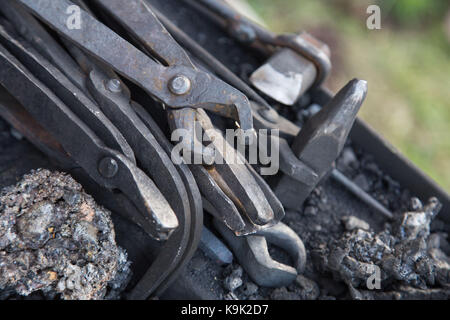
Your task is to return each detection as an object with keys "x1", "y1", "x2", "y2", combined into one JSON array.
[
  {"x1": 107, "y1": 79, "x2": 122, "y2": 93},
  {"x1": 168, "y1": 75, "x2": 191, "y2": 95},
  {"x1": 98, "y1": 157, "x2": 119, "y2": 178}
]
